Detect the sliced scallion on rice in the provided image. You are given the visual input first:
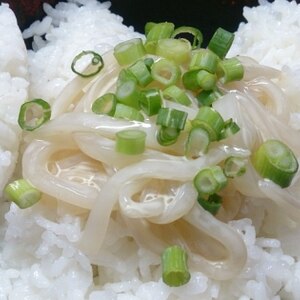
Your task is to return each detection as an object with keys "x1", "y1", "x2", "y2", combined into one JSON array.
[
  {"x1": 18, "y1": 98, "x2": 51, "y2": 131},
  {"x1": 161, "y1": 245, "x2": 191, "y2": 287},
  {"x1": 193, "y1": 166, "x2": 228, "y2": 196},
  {"x1": 4, "y1": 179, "x2": 41, "y2": 209},
  {"x1": 191, "y1": 106, "x2": 225, "y2": 141},
  {"x1": 252, "y1": 139, "x2": 298, "y2": 188},
  {"x1": 115, "y1": 129, "x2": 146, "y2": 155},
  {"x1": 92, "y1": 93, "x2": 117, "y2": 116},
  {"x1": 140, "y1": 89, "x2": 162, "y2": 116},
  {"x1": 113, "y1": 38, "x2": 146, "y2": 66},
  {"x1": 208, "y1": 27, "x2": 234, "y2": 59},
  {"x1": 224, "y1": 156, "x2": 247, "y2": 178},
  {"x1": 71, "y1": 50, "x2": 104, "y2": 77},
  {"x1": 171, "y1": 26, "x2": 203, "y2": 49},
  {"x1": 197, "y1": 193, "x2": 222, "y2": 215}
]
